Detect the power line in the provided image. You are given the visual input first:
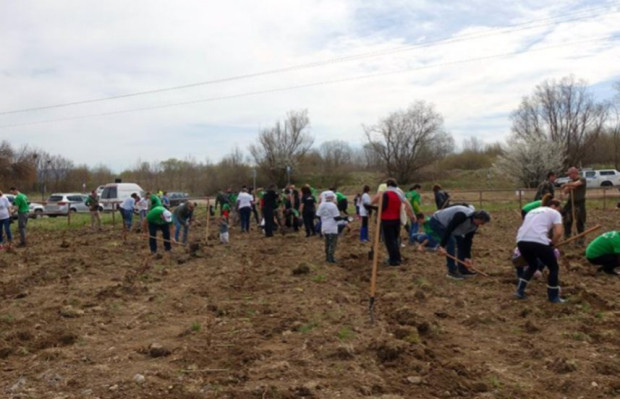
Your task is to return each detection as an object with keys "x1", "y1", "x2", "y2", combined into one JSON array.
[
  {"x1": 1, "y1": 35, "x2": 615, "y2": 130},
  {"x1": 0, "y1": 3, "x2": 616, "y2": 115}
]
